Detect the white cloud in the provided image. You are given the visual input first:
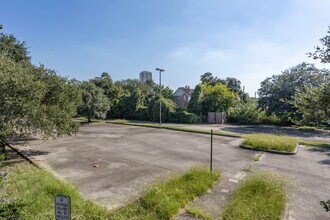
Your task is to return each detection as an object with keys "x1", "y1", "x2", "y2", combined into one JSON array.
[{"x1": 160, "y1": 0, "x2": 330, "y2": 96}]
